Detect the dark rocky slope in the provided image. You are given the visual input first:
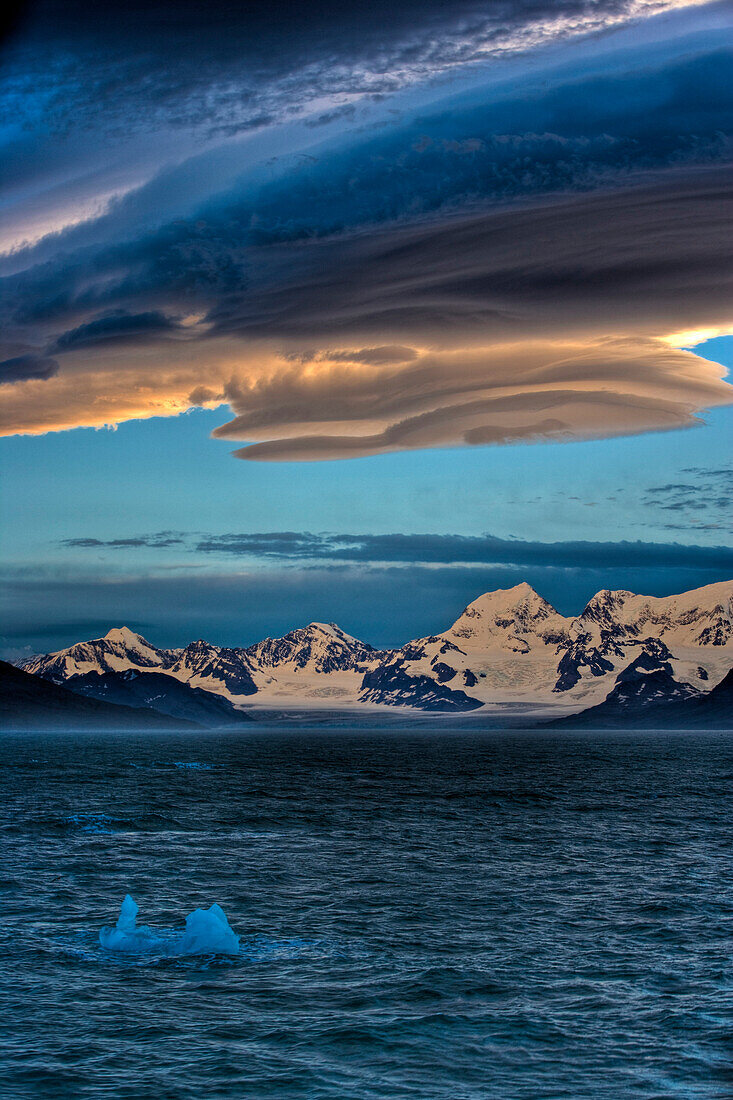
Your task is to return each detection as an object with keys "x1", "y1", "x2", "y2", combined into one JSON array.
[{"x1": 0, "y1": 660, "x2": 199, "y2": 730}]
